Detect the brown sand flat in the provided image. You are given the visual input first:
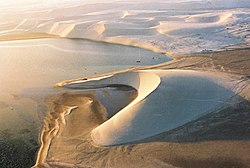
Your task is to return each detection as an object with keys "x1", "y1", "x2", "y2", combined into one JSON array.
[
  {"x1": 33, "y1": 48, "x2": 250, "y2": 168},
  {"x1": 149, "y1": 49, "x2": 250, "y2": 76},
  {"x1": 34, "y1": 87, "x2": 137, "y2": 168},
  {"x1": 34, "y1": 91, "x2": 106, "y2": 167}
]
